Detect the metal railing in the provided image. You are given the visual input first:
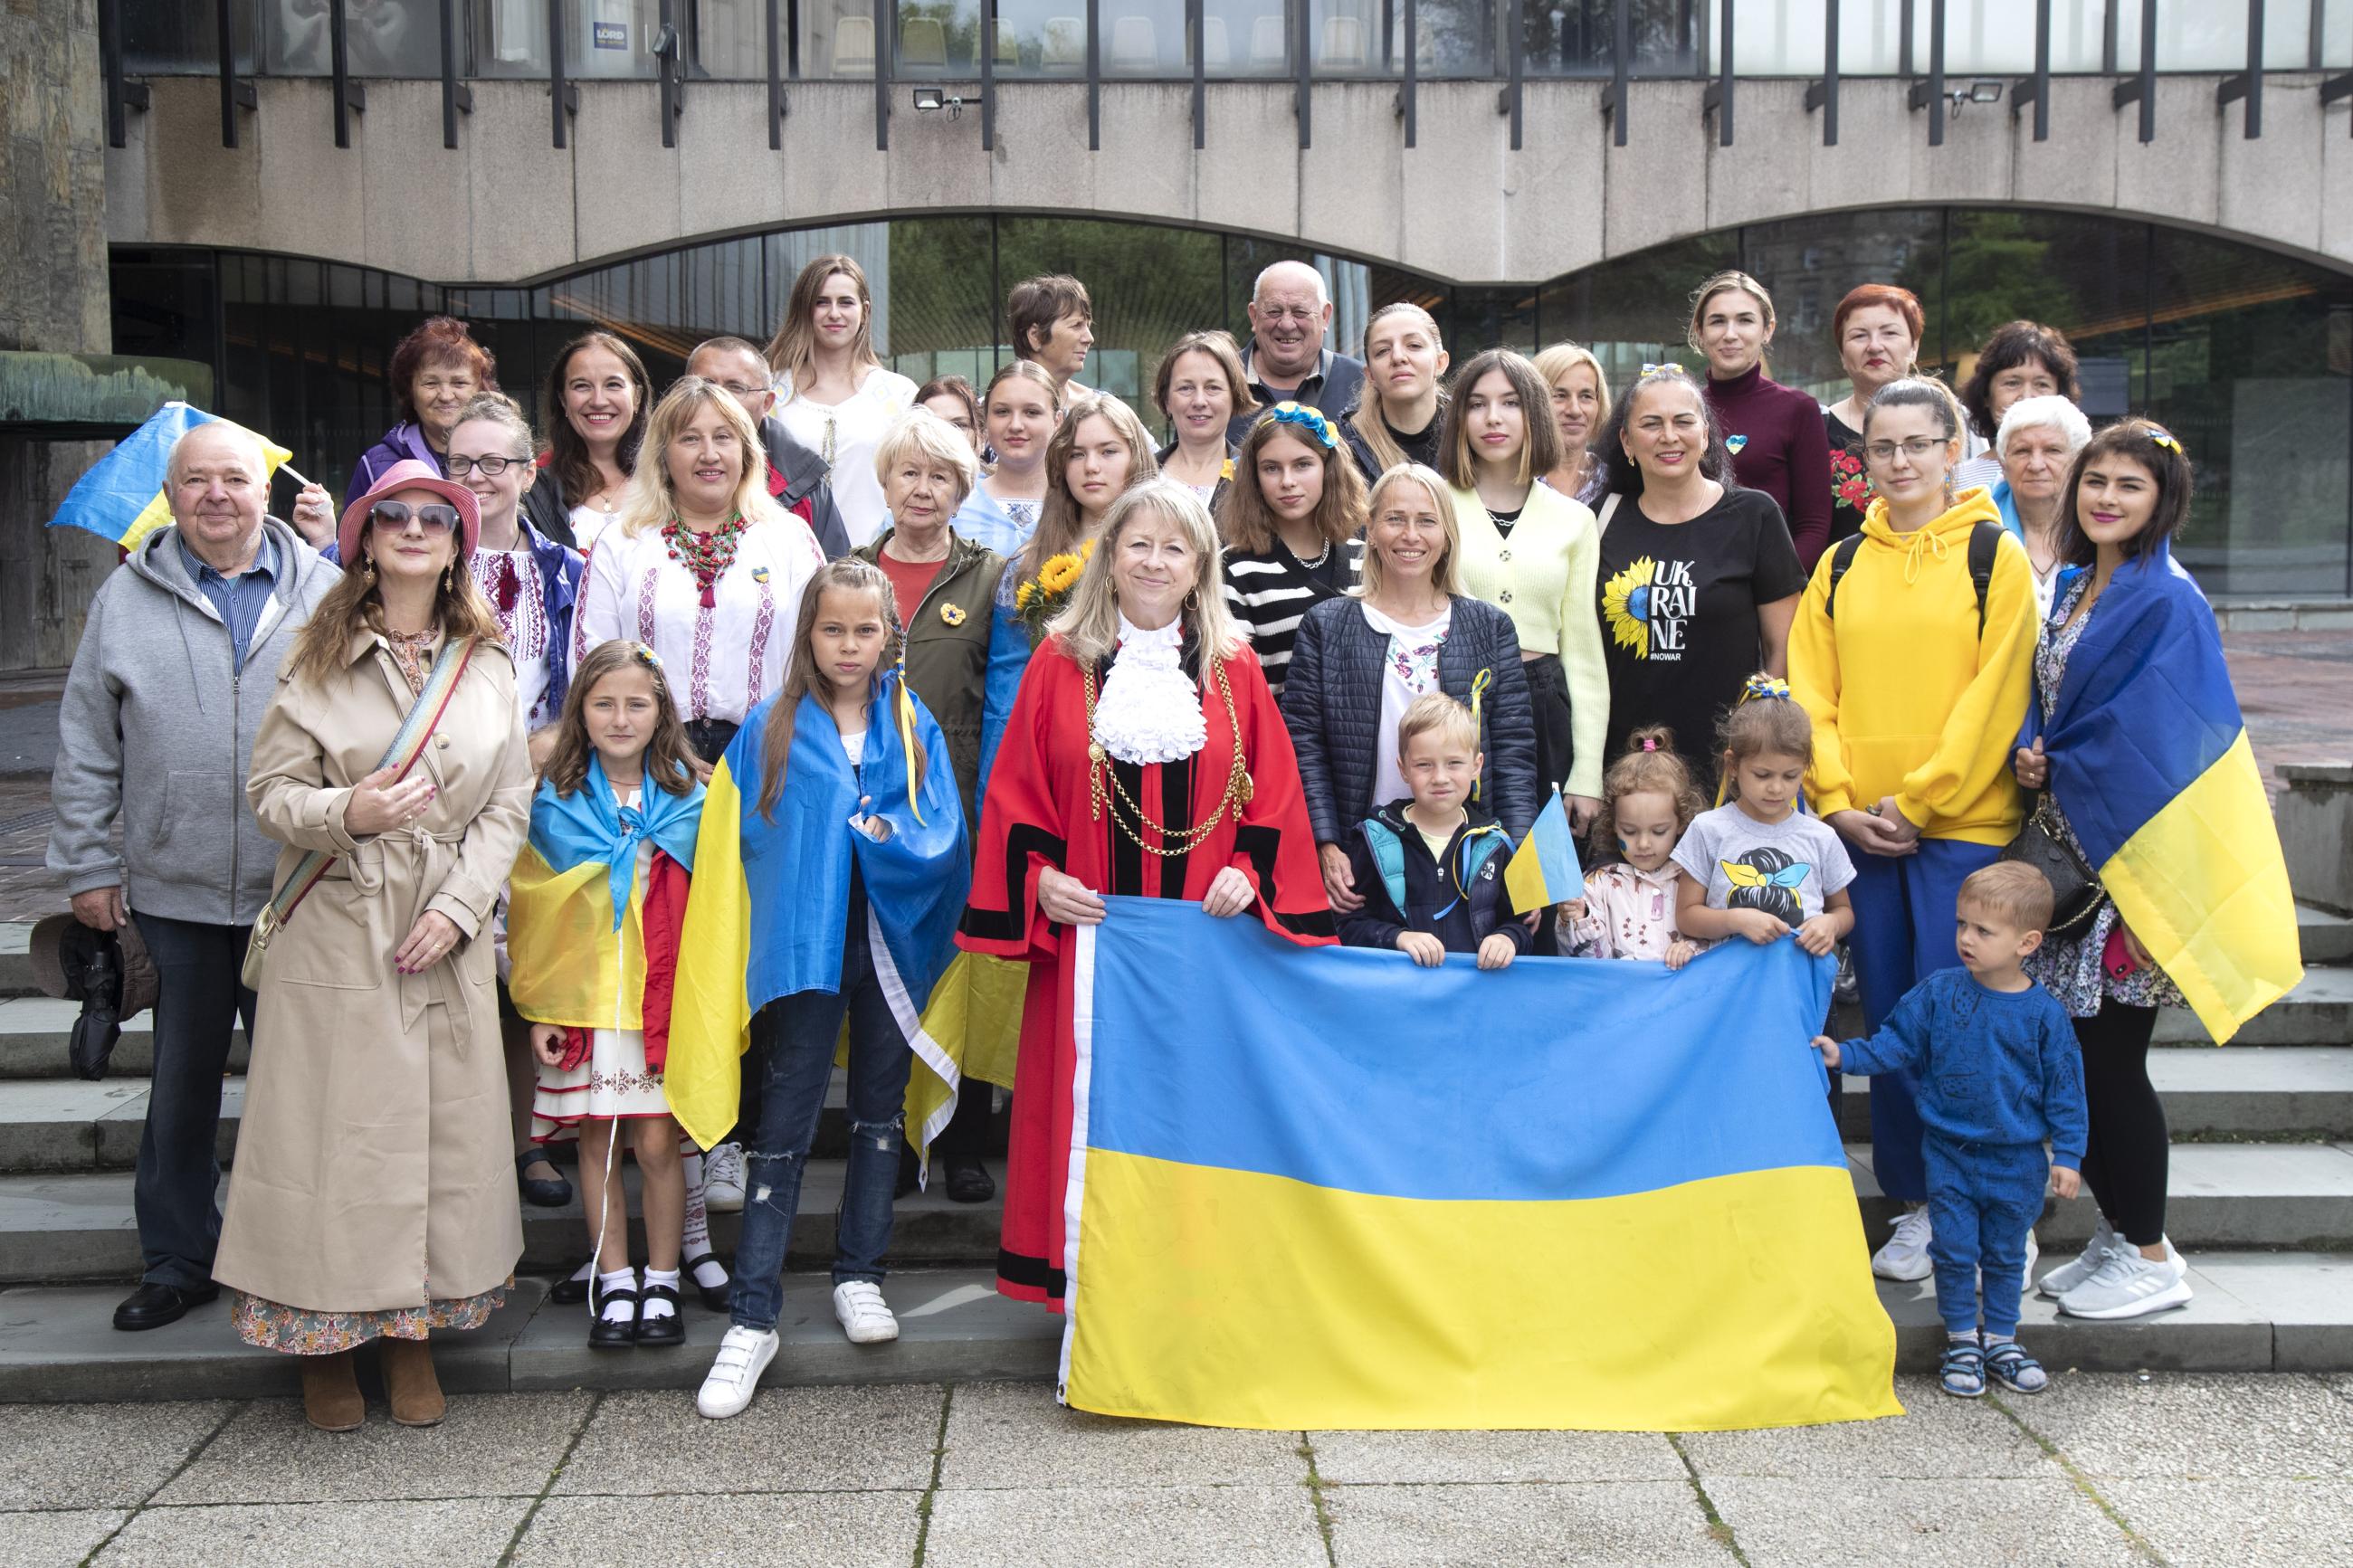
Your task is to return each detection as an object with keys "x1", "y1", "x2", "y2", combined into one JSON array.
[{"x1": 99, "y1": 0, "x2": 2353, "y2": 155}]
